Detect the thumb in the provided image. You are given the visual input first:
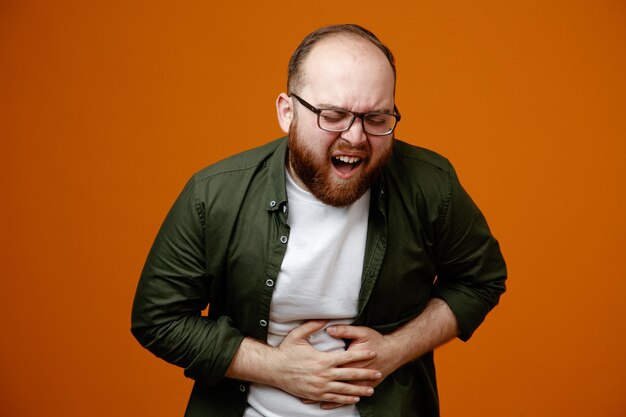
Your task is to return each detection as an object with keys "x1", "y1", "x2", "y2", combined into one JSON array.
[
  {"x1": 286, "y1": 320, "x2": 328, "y2": 341},
  {"x1": 326, "y1": 325, "x2": 370, "y2": 340}
]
